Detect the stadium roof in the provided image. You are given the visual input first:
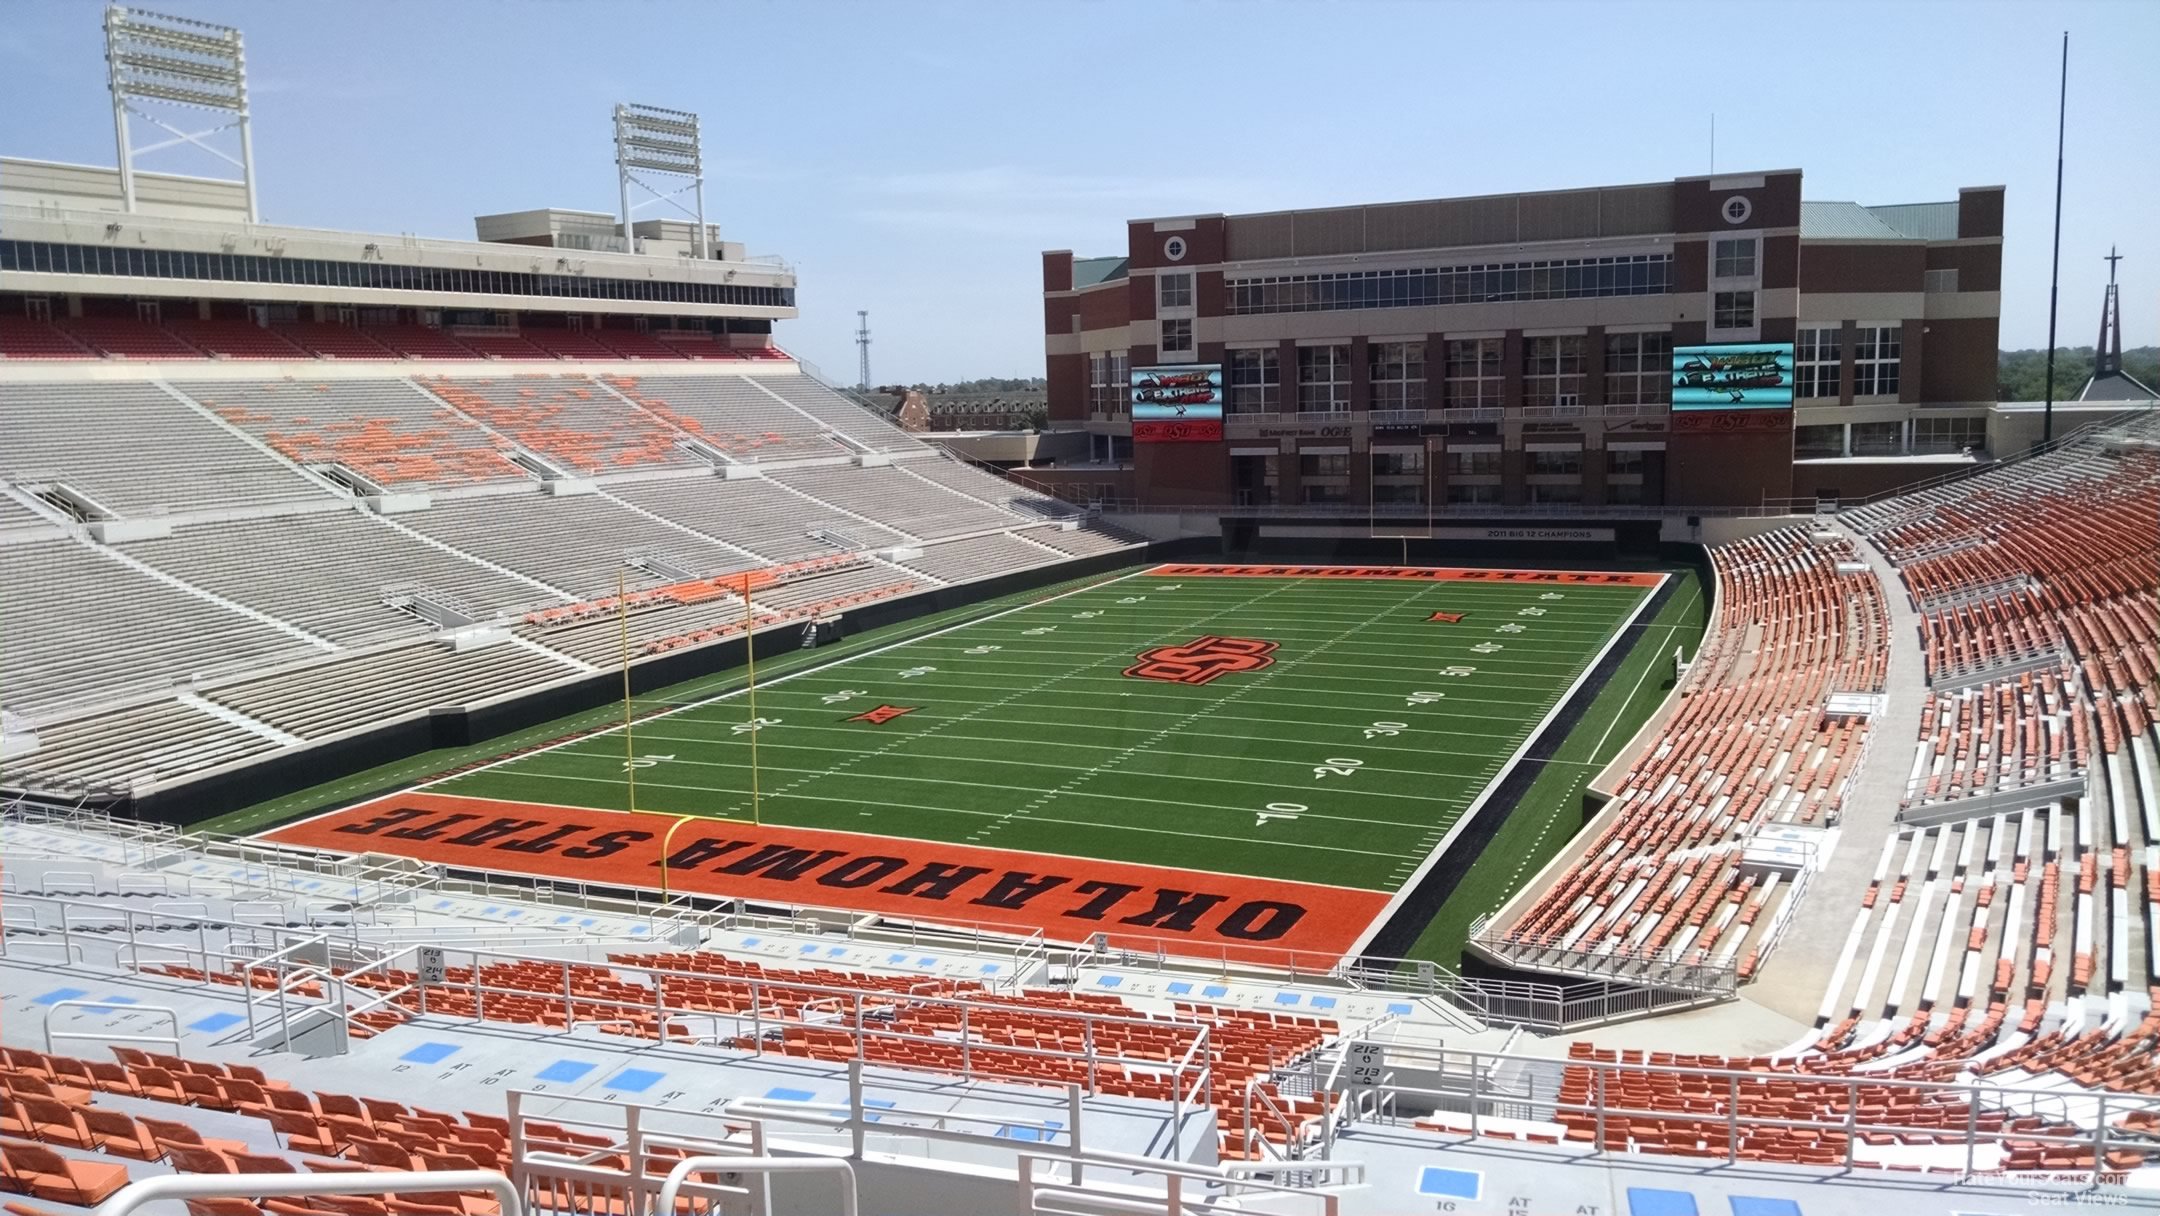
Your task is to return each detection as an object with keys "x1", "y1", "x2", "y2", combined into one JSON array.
[{"x1": 1799, "y1": 200, "x2": 1958, "y2": 240}]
